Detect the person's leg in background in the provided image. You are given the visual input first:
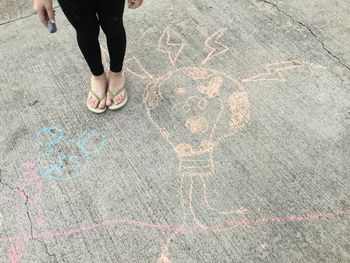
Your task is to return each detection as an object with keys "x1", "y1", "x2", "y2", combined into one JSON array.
[
  {"x1": 96, "y1": 0, "x2": 127, "y2": 107},
  {"x1": 57, "y1": 0, "x2": 107, "y2": 110}
]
